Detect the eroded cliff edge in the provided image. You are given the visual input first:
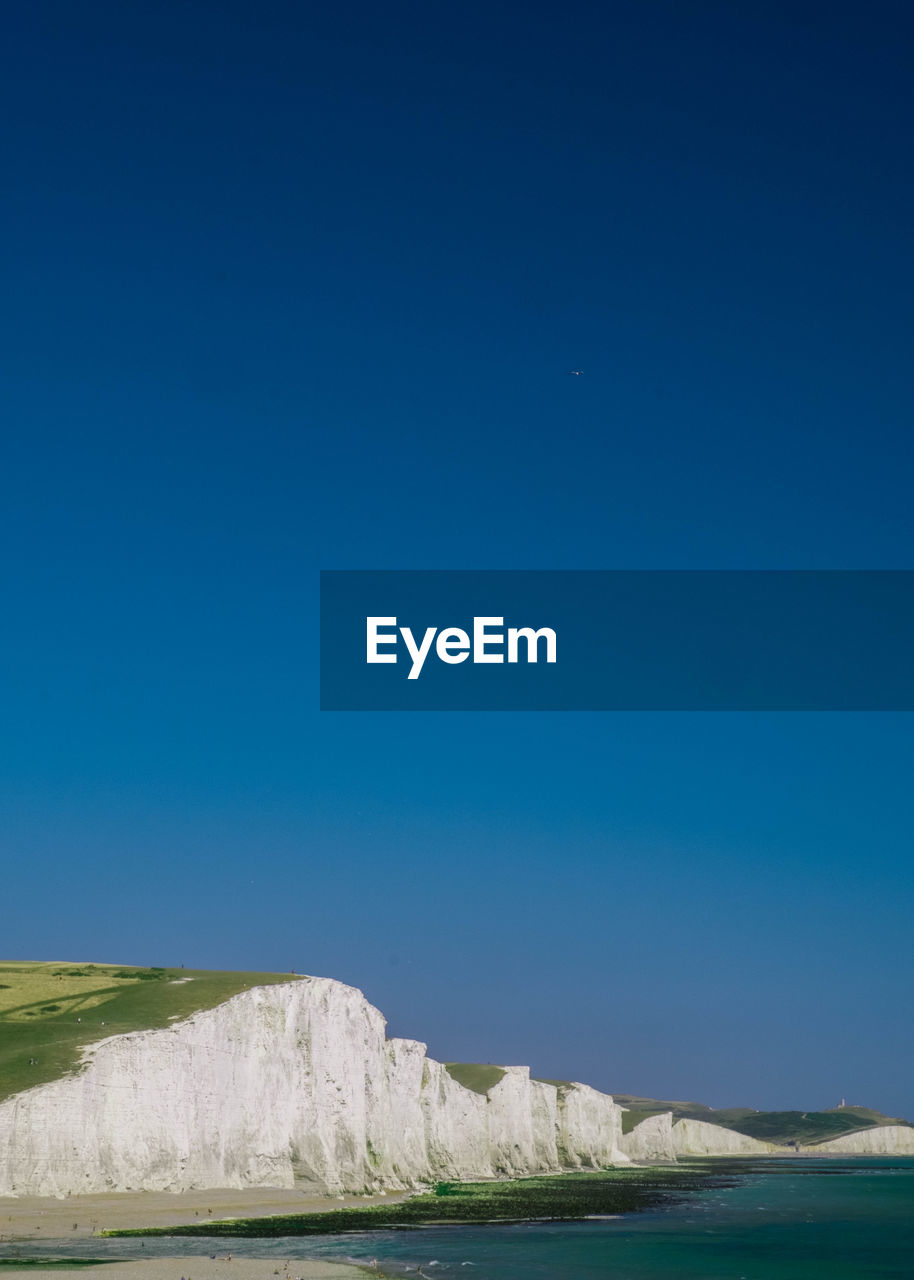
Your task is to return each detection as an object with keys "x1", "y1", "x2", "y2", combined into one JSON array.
[{"x1": 0, "y1": 977, "x2": 628, "y2": 1198}]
